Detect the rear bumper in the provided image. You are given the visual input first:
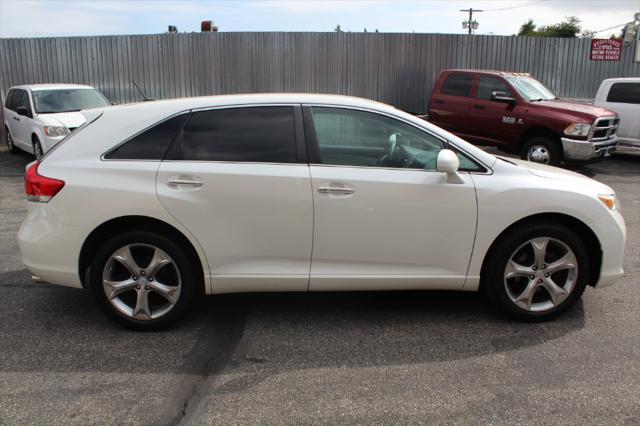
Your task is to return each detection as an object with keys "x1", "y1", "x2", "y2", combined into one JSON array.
[
  {"x1": 18, "y1": 202, "x2": 87, "y2": 289},
  {"x1": 561, "y1": 137, "x2": 618, "y2": 161}
]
